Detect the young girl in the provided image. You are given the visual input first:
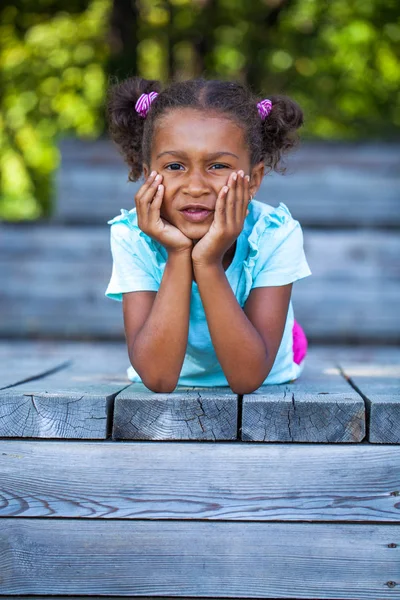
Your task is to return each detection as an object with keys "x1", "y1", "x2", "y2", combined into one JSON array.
[{"x1": 105, "y1": 76, "x2": 312, "y2": 394}]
